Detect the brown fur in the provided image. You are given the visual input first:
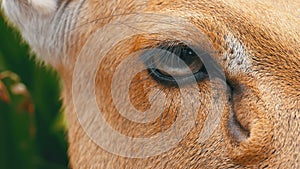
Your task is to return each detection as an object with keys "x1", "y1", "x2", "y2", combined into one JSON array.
[{"x1": 2, "y1": 0, "x2": 300, "y2": 168}]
